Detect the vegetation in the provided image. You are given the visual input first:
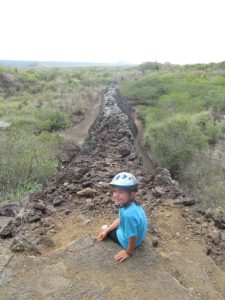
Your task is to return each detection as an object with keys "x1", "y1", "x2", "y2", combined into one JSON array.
[
  {"x1": 119, "y1": 61, "x2": 225, "y2": 211},
  {"x1": 0, "y1": 129, "x2": 61, "y2": 196}
]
